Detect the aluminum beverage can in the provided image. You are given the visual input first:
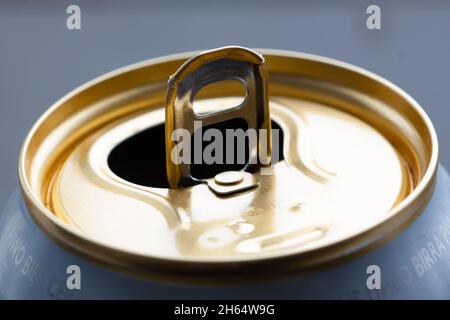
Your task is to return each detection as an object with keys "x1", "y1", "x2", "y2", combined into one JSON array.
[{"x1": 0, "y1": 47, "x2": 448, "y2": 299}]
